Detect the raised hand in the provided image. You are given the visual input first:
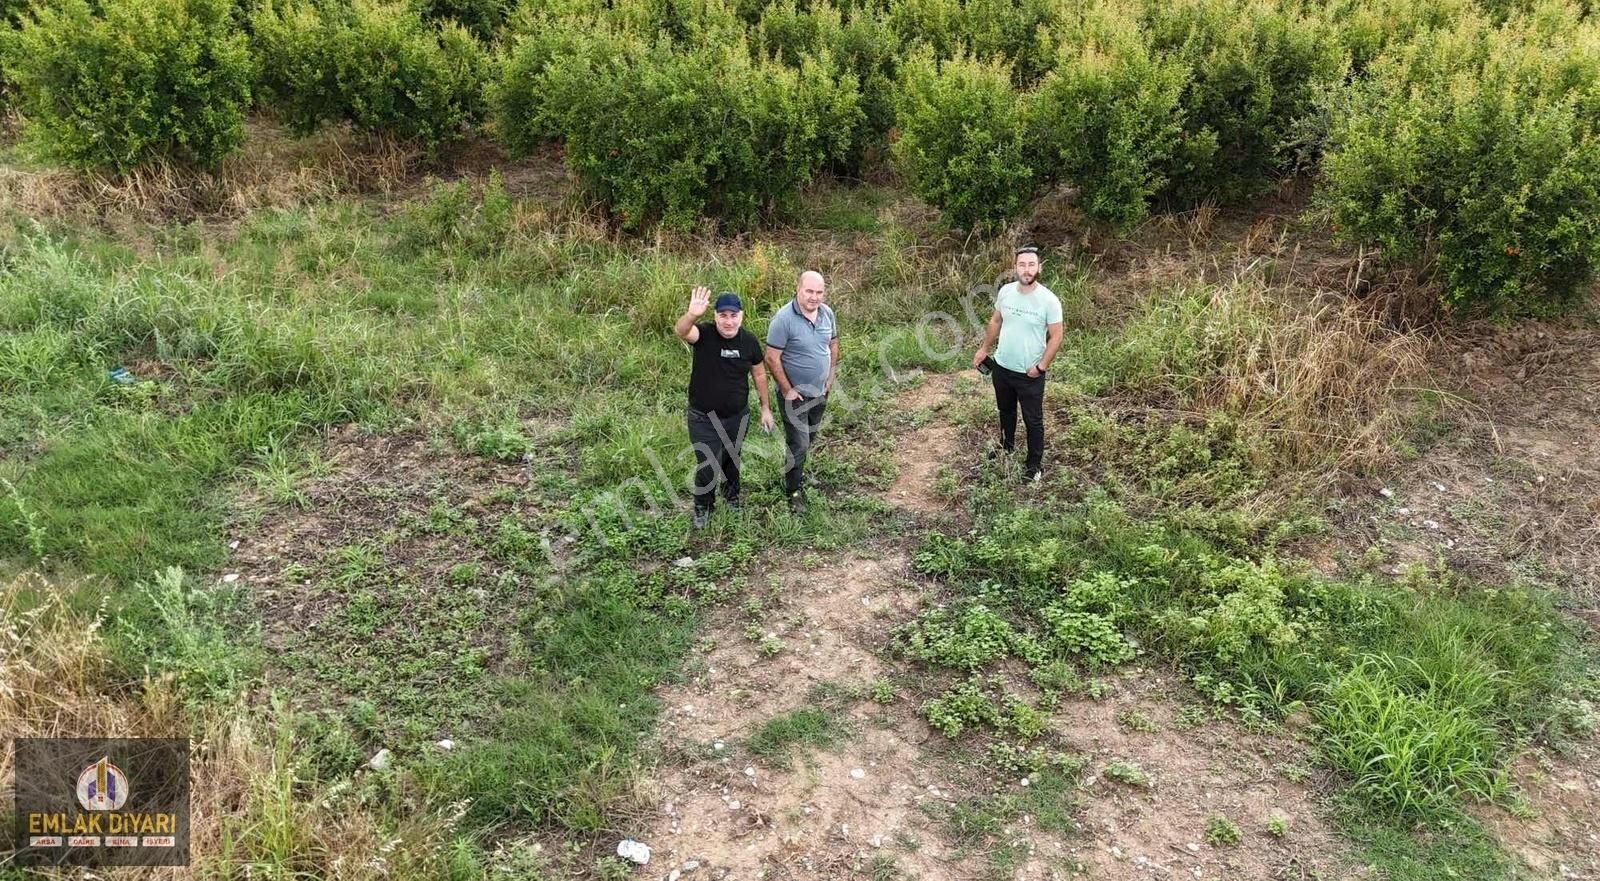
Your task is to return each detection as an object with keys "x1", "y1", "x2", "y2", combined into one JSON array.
[{"x1": 688, "y1": 286, "x2": 712, "y2": 317}]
